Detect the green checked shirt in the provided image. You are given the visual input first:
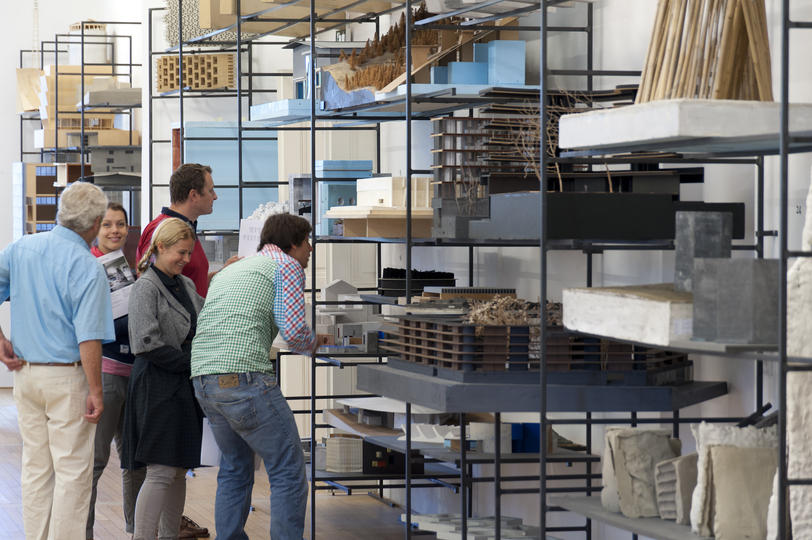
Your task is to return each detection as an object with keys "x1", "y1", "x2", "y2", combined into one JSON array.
[{"x1": 191, "y1": 244, "x2": 316, "y2": 377}]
